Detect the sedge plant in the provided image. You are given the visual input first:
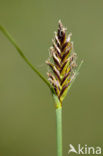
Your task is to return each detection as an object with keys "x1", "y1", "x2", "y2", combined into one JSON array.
[{"x1": 0, "y1": 20, "x2": 83, "y2": 156}]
